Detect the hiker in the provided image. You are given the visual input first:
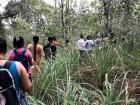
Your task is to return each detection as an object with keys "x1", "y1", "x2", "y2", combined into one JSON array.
[
  {"x1": 85, "y1": 35, "x2": 94, "y2": 53},
  {"x1": 43, "y1": 36, "x2": 53, "y2": 60},
  {"x1": 43, "y1": 36, "x2": 59, "y2": 60},
  {"x1": 0, "y1": 37, "x2": 32, "y2": 105},
  {"x1": 51, "y1": 36, "x2": 59, "y2": 58},
  {"x1": 77, "y1": 34, "x2": 86, "y2": 56},
  {"x1": 8, "y1": 37, "x2": 33, "y2": 77},
  {"x1": 27, "y1": 35, "x2": 44, "y2": 75},
  {"x1": 94, "y1": 35, "x2": 103, "y2": 49}
]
